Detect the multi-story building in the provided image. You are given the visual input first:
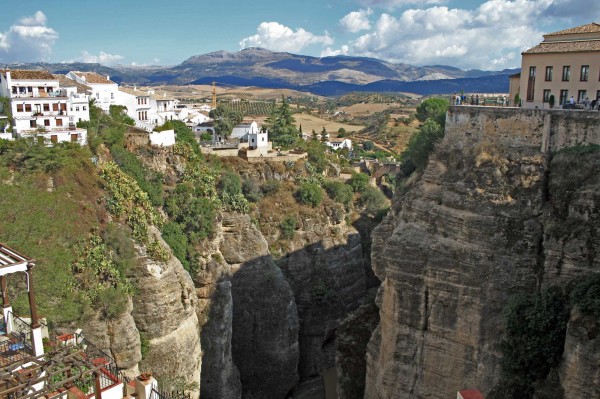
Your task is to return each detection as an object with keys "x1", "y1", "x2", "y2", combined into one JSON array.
[
  {"x1": 0, "y1": 70, "x2": 88, "y2": 144},
  {"x1": 117, "y1": 87, "x2": 177, "y2": 131},
  {"x1": 66, "y1": 71, "x2": 118, "y2": 112},
  {"x1": 510, "y1": 22, "x2": 600, "y2": 108}
]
